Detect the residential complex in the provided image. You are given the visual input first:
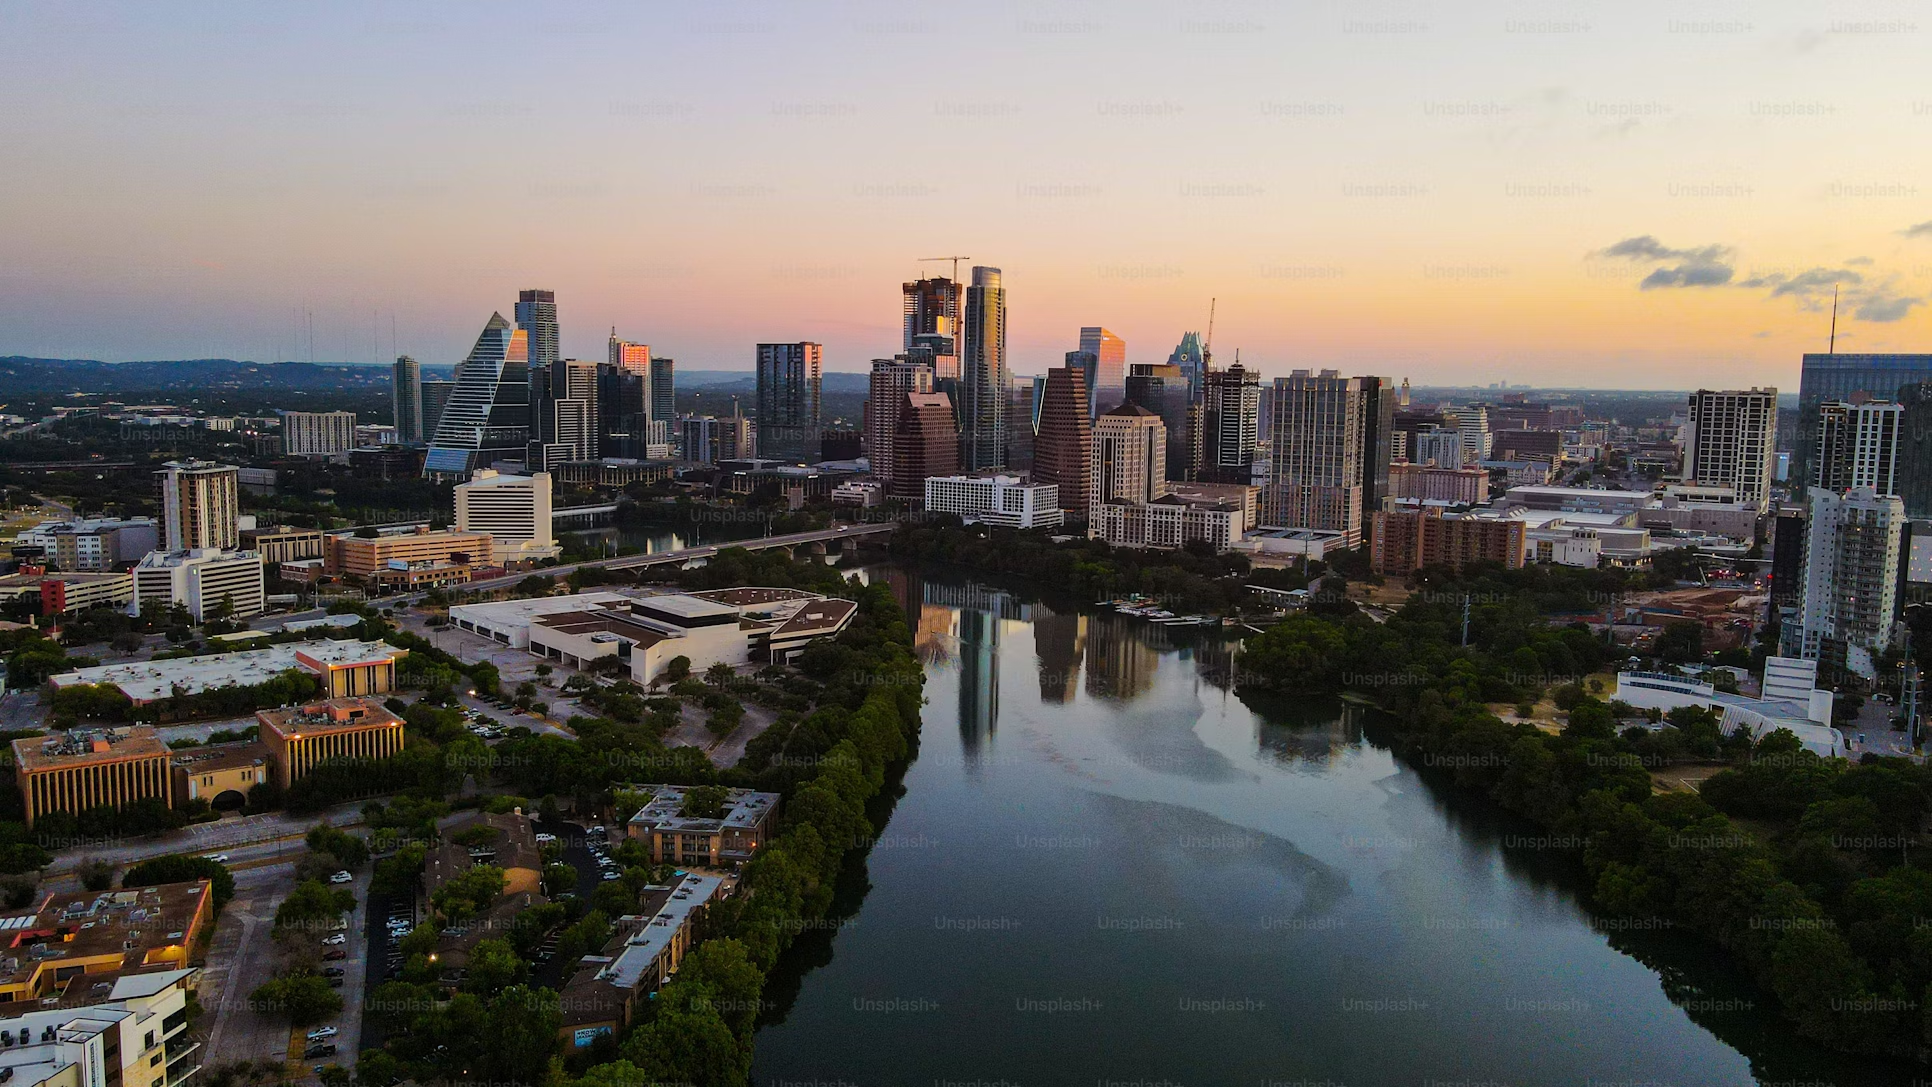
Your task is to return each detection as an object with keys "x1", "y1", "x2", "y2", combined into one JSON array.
[
  {"x1": 1683, "y1": 388, "x2": 1777, "y2": 512},
  {"x1": 1264, "y1": 370, "x2": 1389, "y2": 549},
  {"x1": 0, "y1": 883, "x2": 208, "y2": 1007},
  {"x1": 1371, "y1": 509, "x2": 1528, "y2": 575},
  {"x1": 1790, "y1": 486, "x2": 1905, "y2": 679},
  {"x1": 282, "y1": 411, "x2": 358, "y2": 456},
  {"x1": 155, "y1": 461, "x2": 238, "y2": 552},
  {"x1": 755, "y1": 342, "x2": 823, "y2": 464},
  {"x1": 1812, "y1": 400, "x2": 1900, "y2": 496},
  {"x1": 625, "y1": 785, "x2": 781, "y2": 867}
]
